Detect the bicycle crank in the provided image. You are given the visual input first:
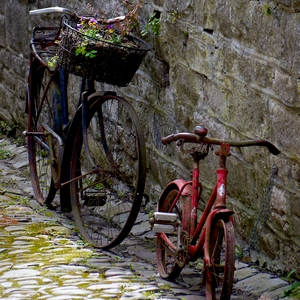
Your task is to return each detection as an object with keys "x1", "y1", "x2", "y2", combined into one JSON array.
[{"x1": 150, "y1": 212, "x2": 190, "y2": 267}]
